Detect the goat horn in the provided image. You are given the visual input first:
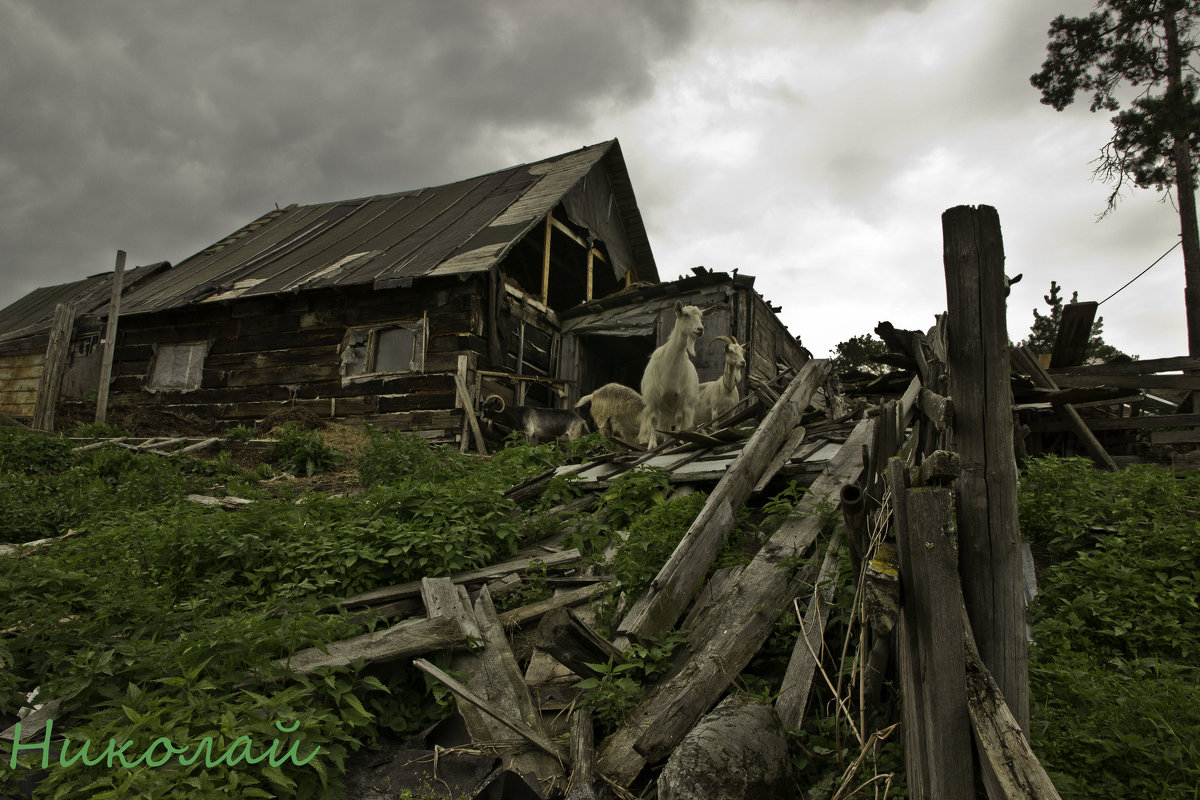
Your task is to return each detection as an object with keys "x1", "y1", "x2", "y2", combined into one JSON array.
[
  {"x1": 484, "y1": 394, "x2": 505, "y2": 413},
  {"x1": 710, "y1": 335, "x2": 735, "y2": 348}
]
